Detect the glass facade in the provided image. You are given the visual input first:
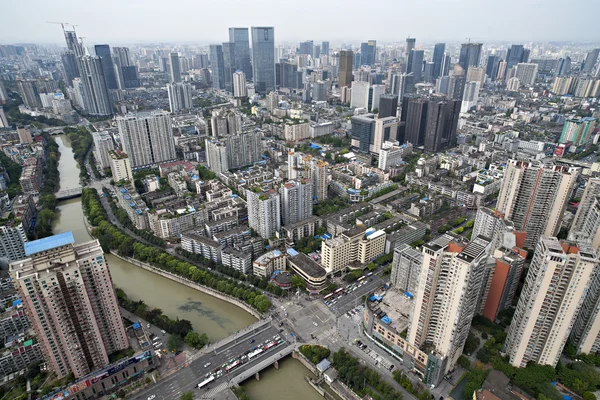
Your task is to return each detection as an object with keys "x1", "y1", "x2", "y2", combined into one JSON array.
[{"x1": 251, "y1": 27, "x2": 275, "y2": 94}]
